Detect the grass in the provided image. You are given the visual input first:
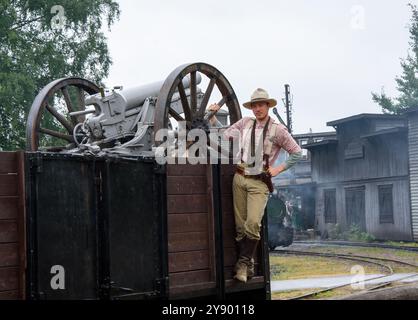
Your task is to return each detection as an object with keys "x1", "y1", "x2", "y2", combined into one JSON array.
[
  {"x1": 272, "y1": 289, "x2": 313, "y2": 300},
  {"x1": 269, "y1": 254, "x2": 385, "y2": 281},
  {"x1": 290, "y1": 245, "x2": 418, "y2": 273},
  {"x1": 385, "y1": 241, "x2": 418, "y2": 248}
]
